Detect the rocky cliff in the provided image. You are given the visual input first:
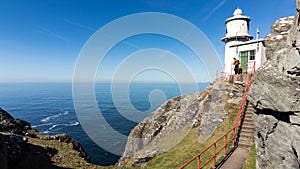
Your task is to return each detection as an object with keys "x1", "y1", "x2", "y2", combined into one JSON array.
[
  {"x1": 248, "y1": 1, "x2": 300, "y2": 168},
  {"x1": 0, "y1": 108, "x2": 96, "y2": 169},
  {"x1": 117, "y1": 81, "x2": 245, "y2": 167}
]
